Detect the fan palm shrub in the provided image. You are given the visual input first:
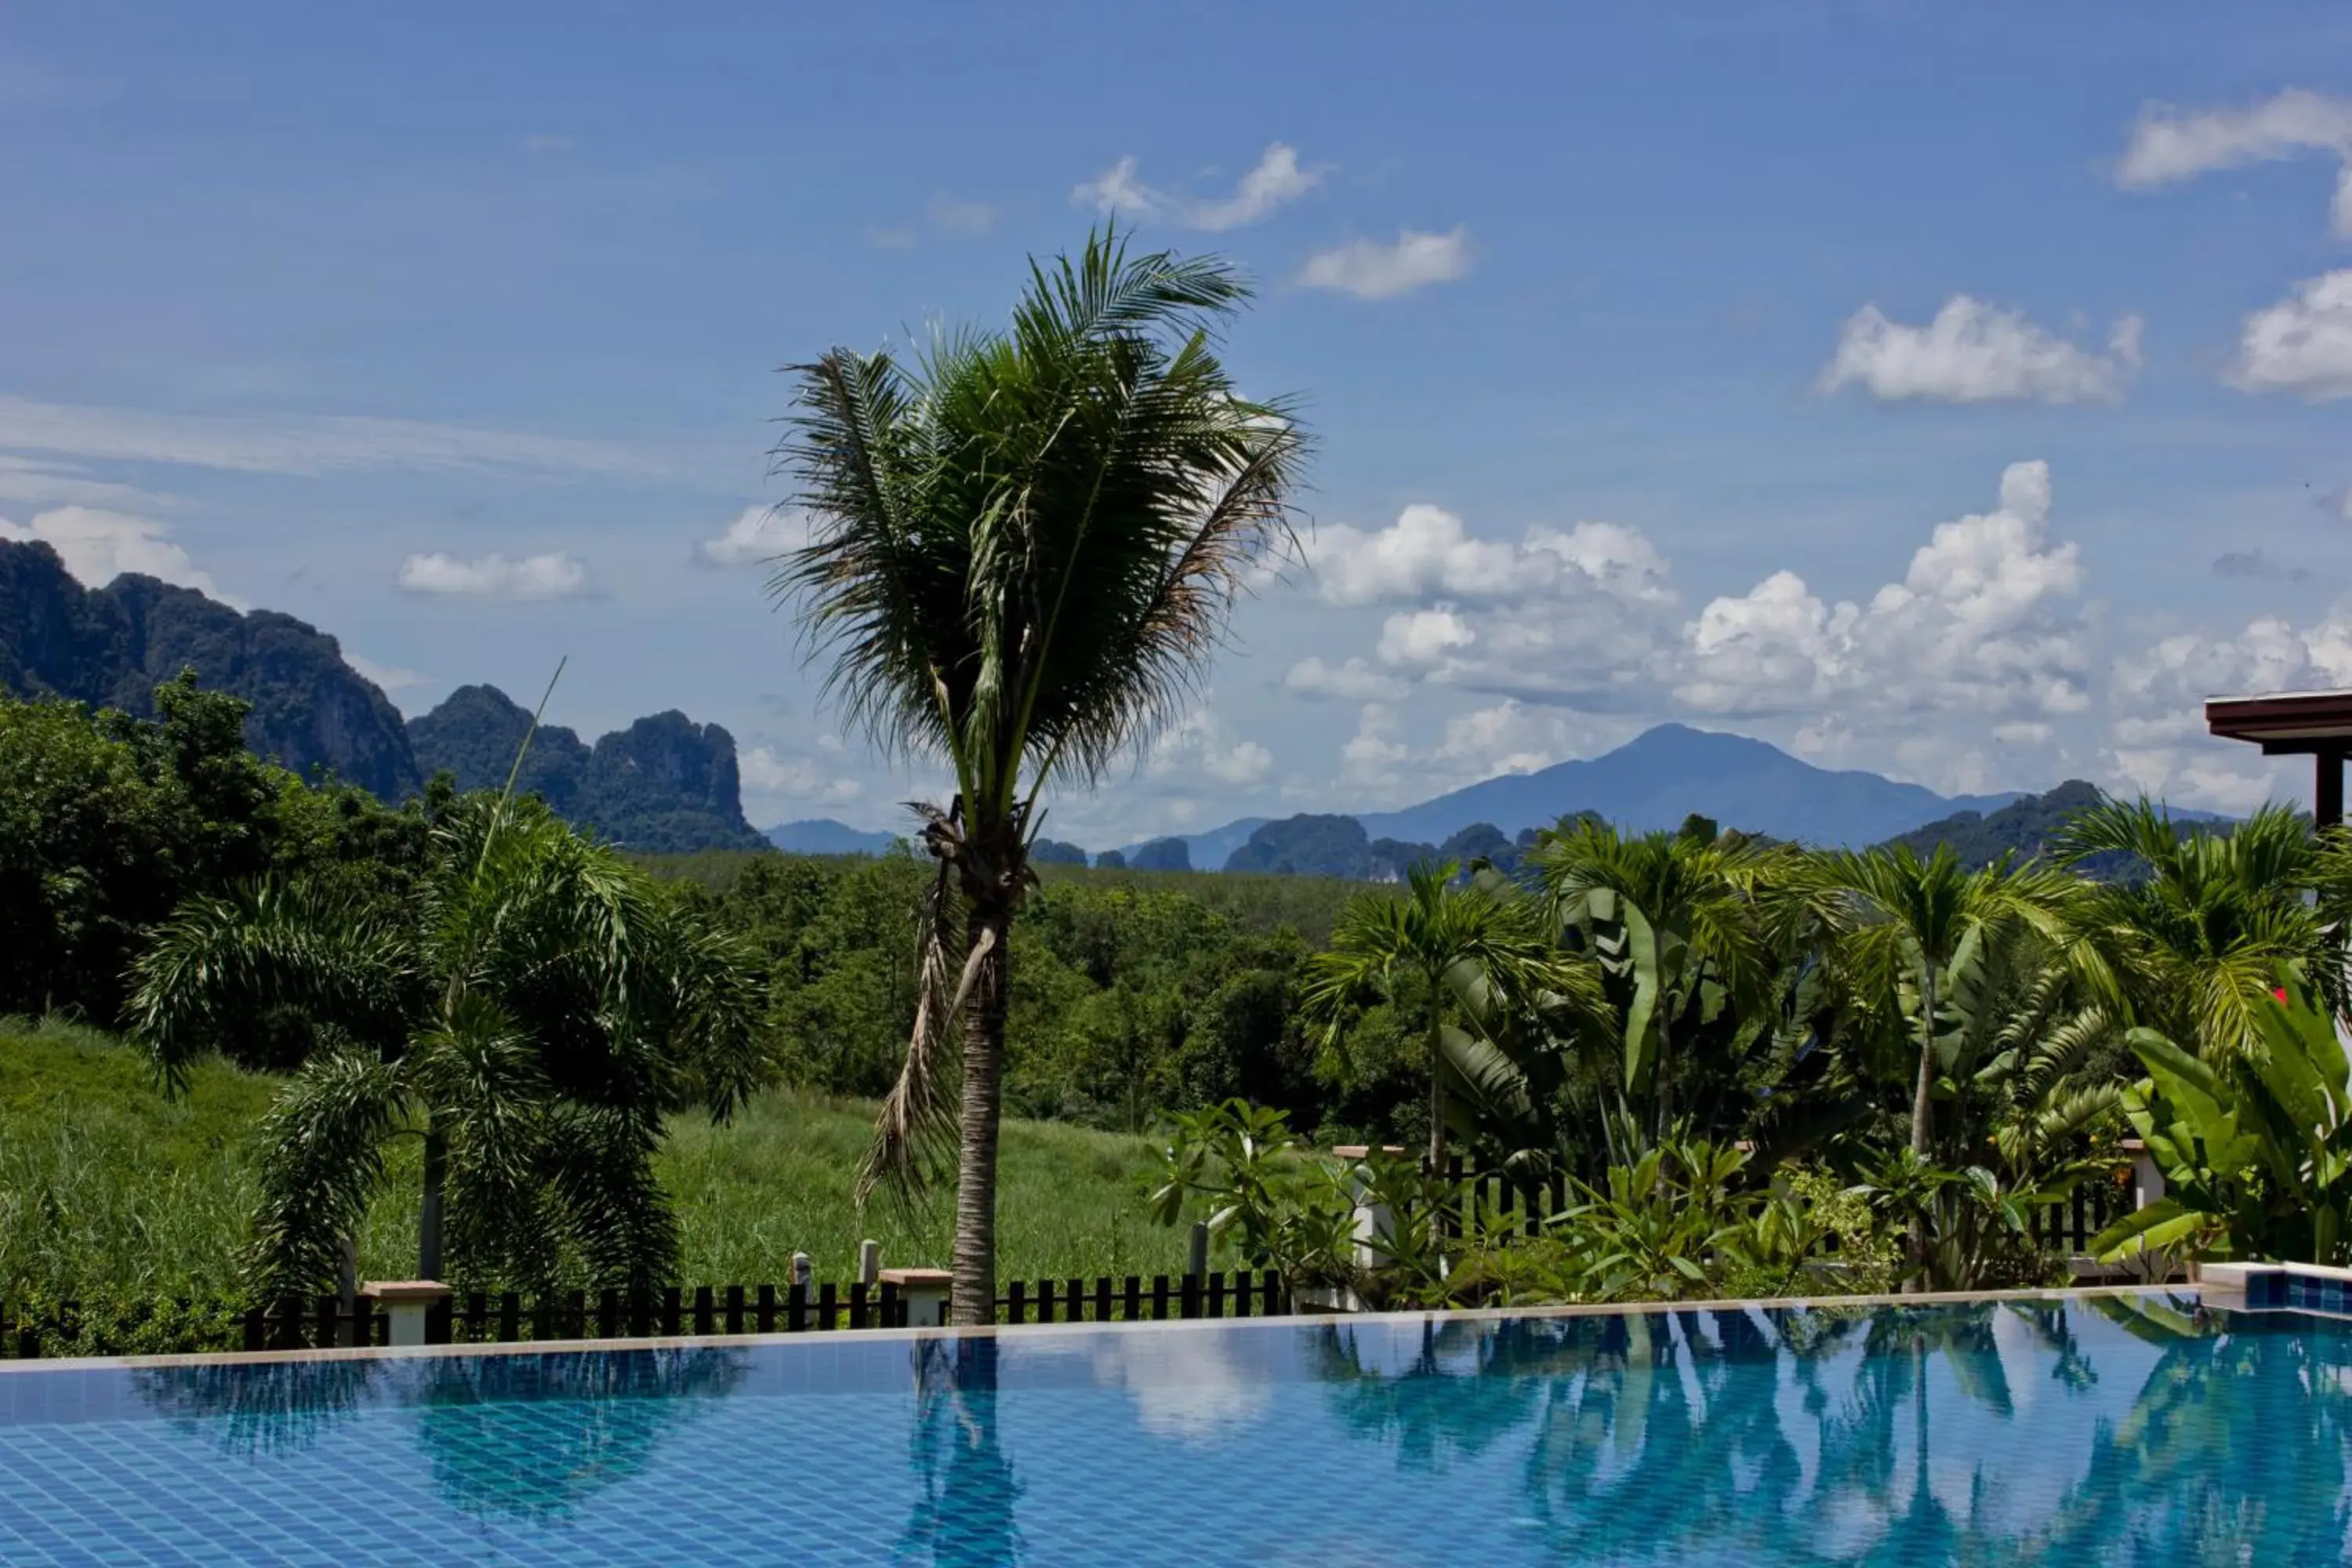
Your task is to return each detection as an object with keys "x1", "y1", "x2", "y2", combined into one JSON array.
[
  {"x1": 768, "y1": 228, "x2": 1308, "y2": 1321},
  {"x1": 2056, "y1": 798, "x2": 2336, "y2": 1061},
  {"x1": 1303, "y1": 861, "x2": 1590, "y2": 1169},
  {"x1": 128, "y1": 794, "x2": 765, "y2": 1301}
]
